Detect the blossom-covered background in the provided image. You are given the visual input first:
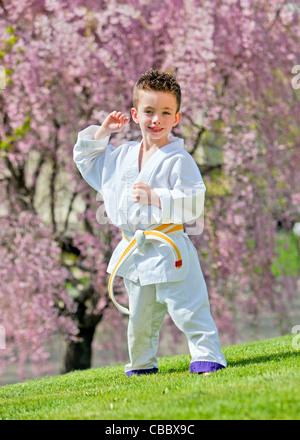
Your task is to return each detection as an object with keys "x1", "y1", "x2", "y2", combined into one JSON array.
[{"x1": 0, "y1": 0, "x2": 299, "y2": 383}]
